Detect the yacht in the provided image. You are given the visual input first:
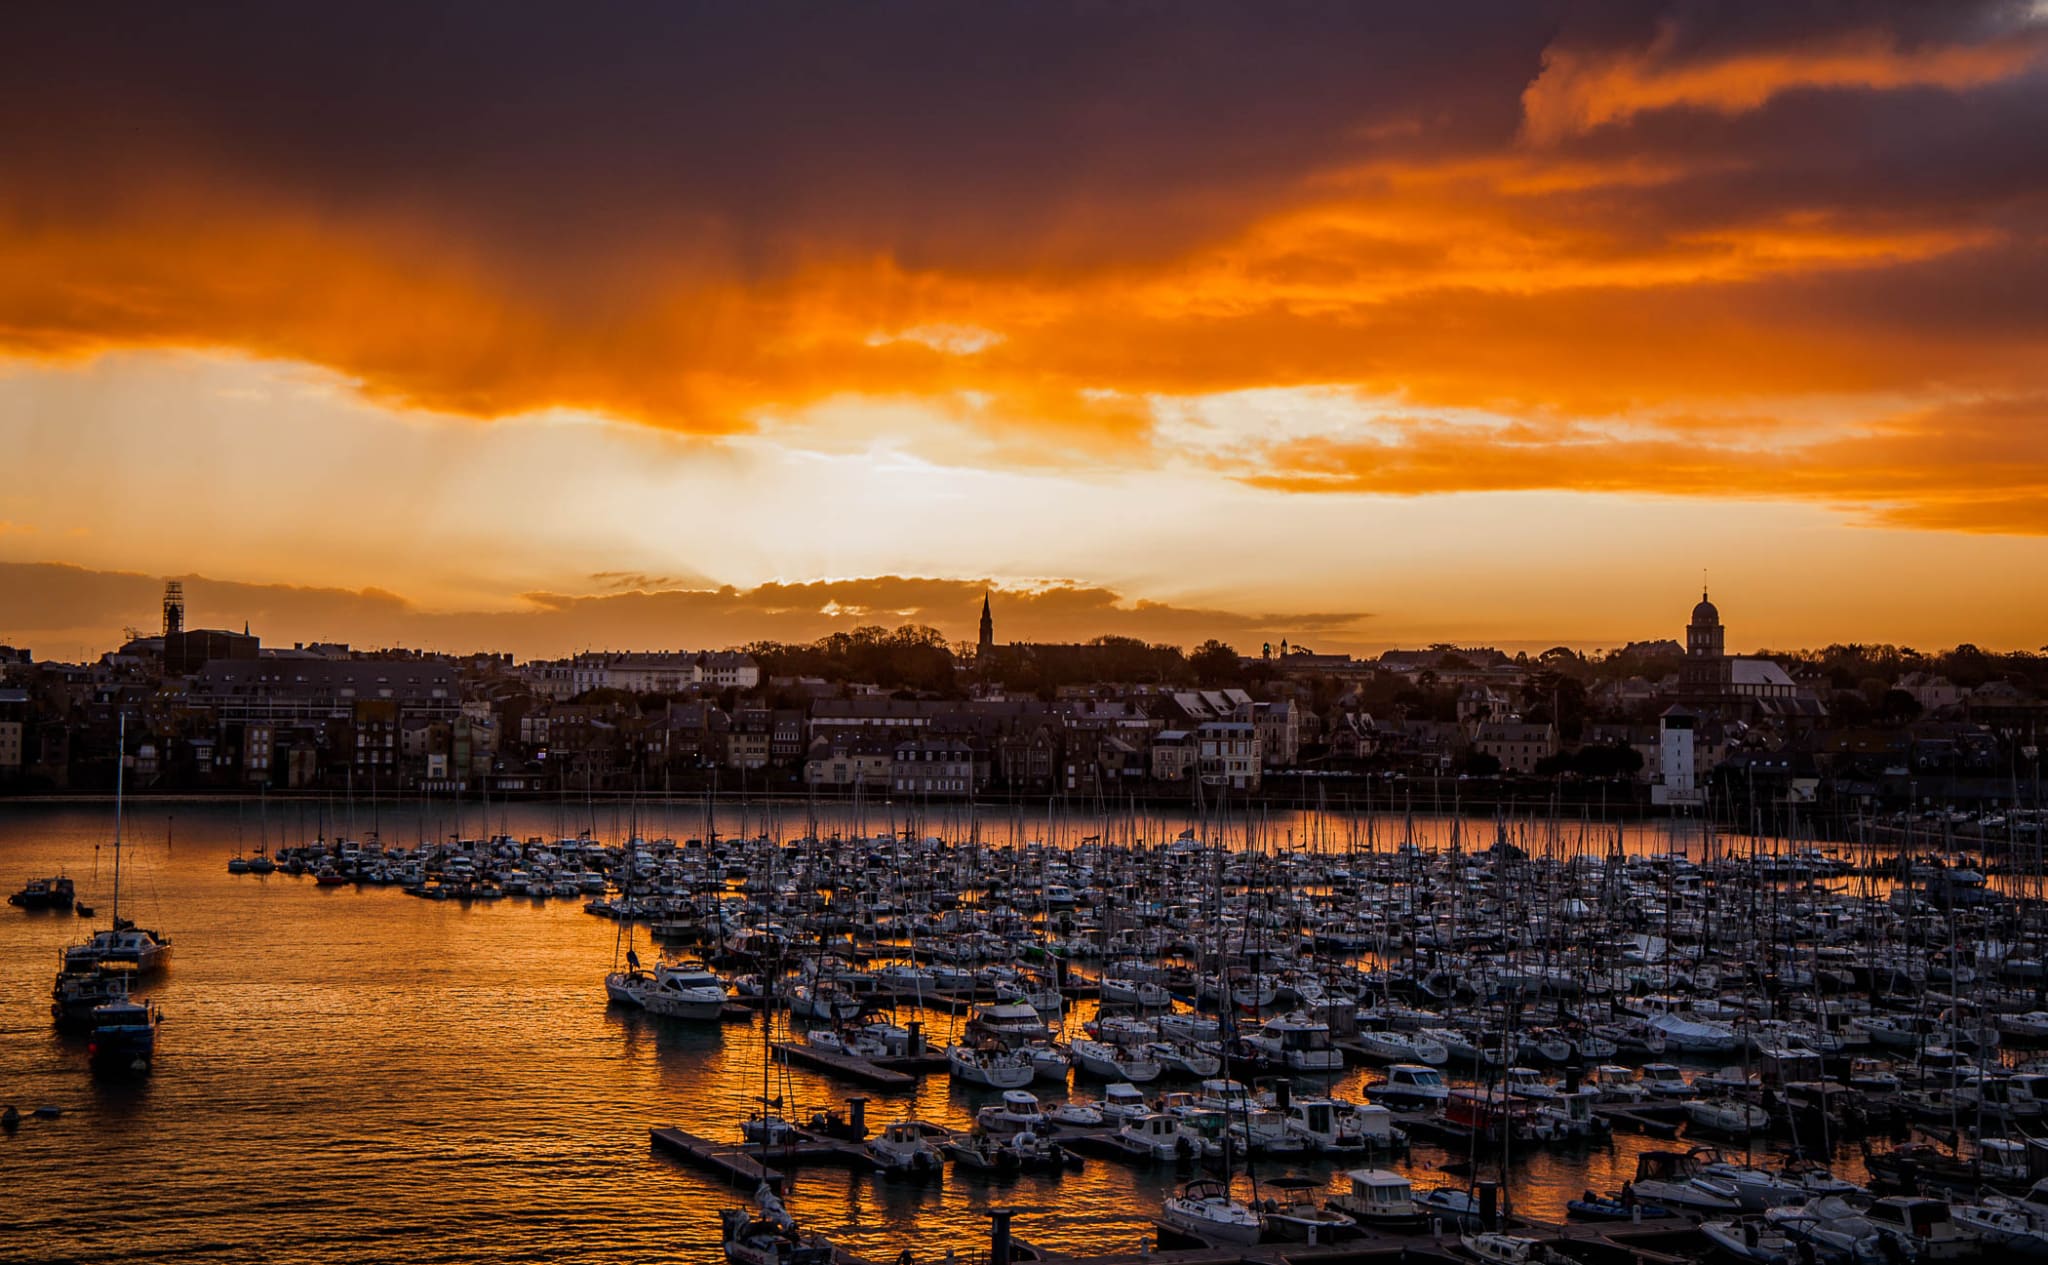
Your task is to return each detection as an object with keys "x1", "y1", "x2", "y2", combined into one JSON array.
[
  {"x1": 65, "y1": 922, "x2": 172, "y2": 976},
  {"x1": 641, "y1": 961, "x2": 731, "y2": 1020},
  {"x1": 964, "y1": 1000, "x2": 1050, "y2": 1048},
  {"x1": 947, "y1": 1043, "x2": 1036, "y2": 1089}
]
